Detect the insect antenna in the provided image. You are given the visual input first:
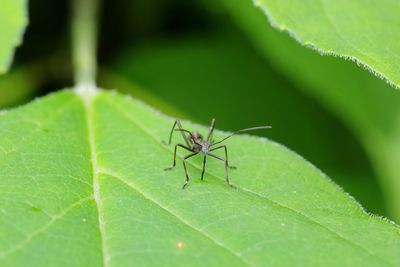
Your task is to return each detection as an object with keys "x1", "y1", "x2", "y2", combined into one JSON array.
[{"x1": 210, "y1": 125, "x2": 271, "y2": 147}]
